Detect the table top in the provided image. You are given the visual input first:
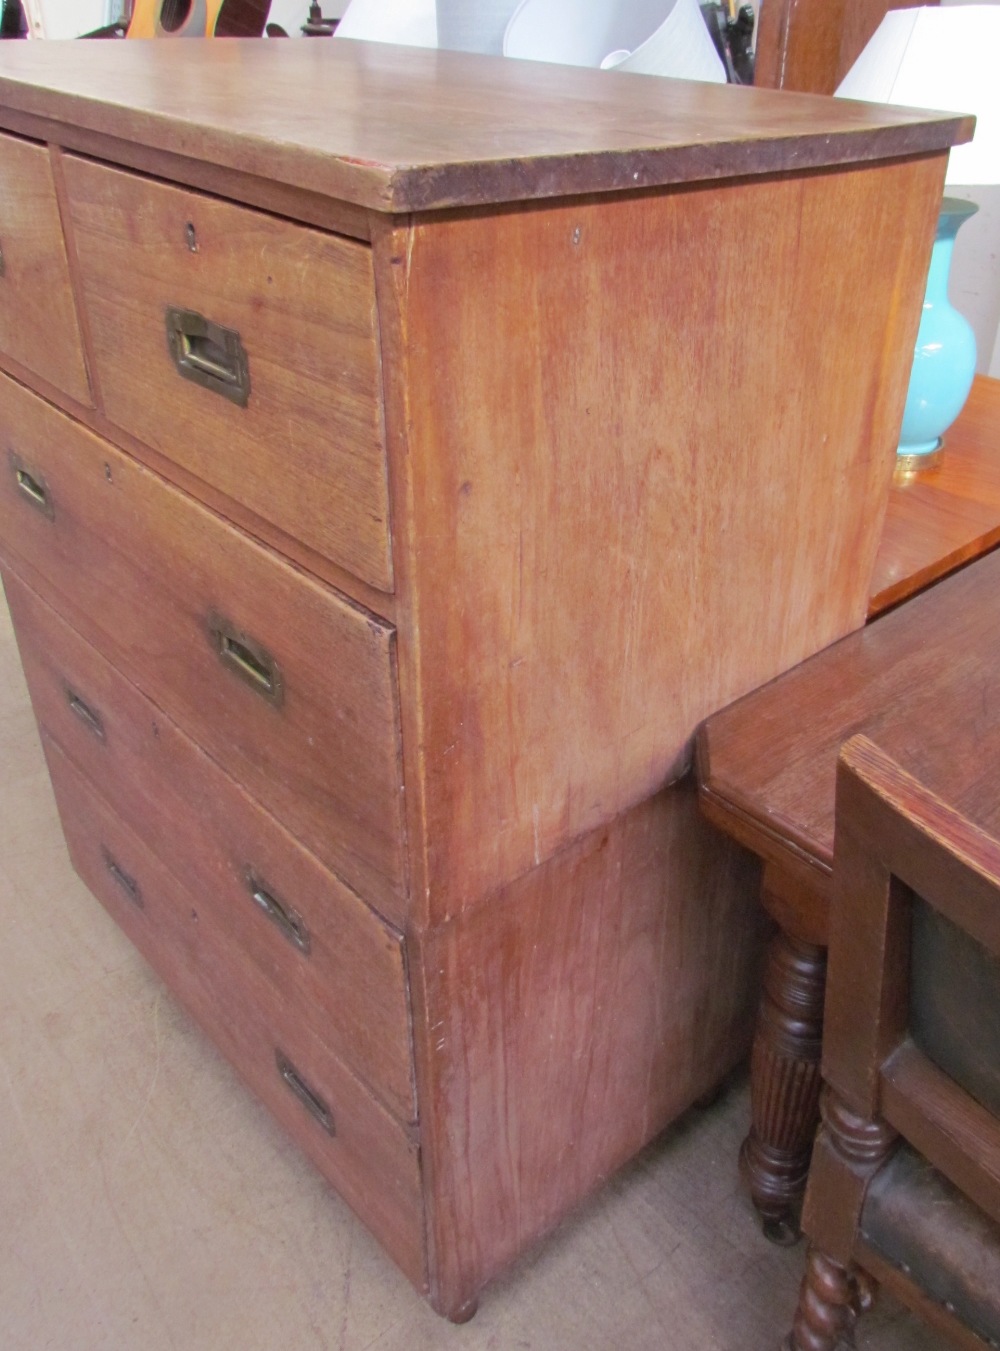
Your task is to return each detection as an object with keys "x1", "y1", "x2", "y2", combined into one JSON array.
[
  {"x1": 696, "y1": 545, "x2": 1000, "y2": 912},
  {"x1": 0, "y1": 39, "x2": 970, "y2": 213},
  {"x1": 870, "y1": 377, "x2": 1000, "y2": 617}
]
